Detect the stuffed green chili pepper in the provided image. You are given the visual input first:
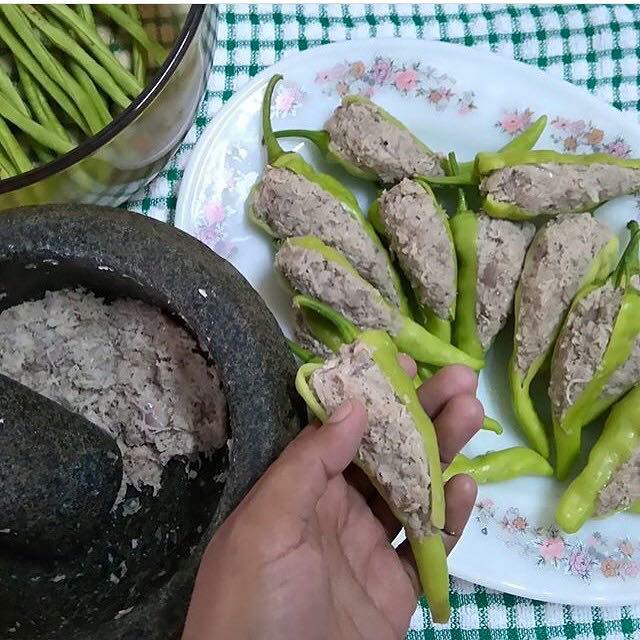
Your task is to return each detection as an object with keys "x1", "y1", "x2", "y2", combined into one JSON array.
[
  {"x1": 371, "y1": 178, "x2": 457, "y2": 341},
  {"x1": 293, "y1": 293, "x2": 500, "y2": 433},
  {"x1": 443, "y1": 447, "x2": 553, "y2": 483},
  {"x1": 249, "y1": 74, "x2": 408, "y2": 313},
  {"x1": 475, "y1": 149, "x2": 640, "y2": 220},
  {"x1": 556, "y1": 385, "x2": 640, "y2": 533},
  {"x1": 447, "y1": 154, "x2": 535, "y2": 360},
  {"x1": 273, "y1": 94, "x2": 445, "y2": 184},
  {"x1": 509, "y1": 214, "x2": 618, "y2": 458},
  {"x1": 296, "y1": 330, "x2": 450, "y2": 622},
  {"x1": 274, "y1": 235, "x2": 484, "y2": 370},
  {"x1": 550, "y1": 221, "x2": 640, "y2": 480}
]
